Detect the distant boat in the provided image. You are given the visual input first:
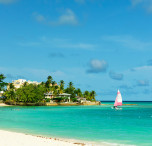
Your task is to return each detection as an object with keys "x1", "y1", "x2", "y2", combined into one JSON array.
[{"x1": 113, "y1": 90, "x2": 122, "y2": 109}]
